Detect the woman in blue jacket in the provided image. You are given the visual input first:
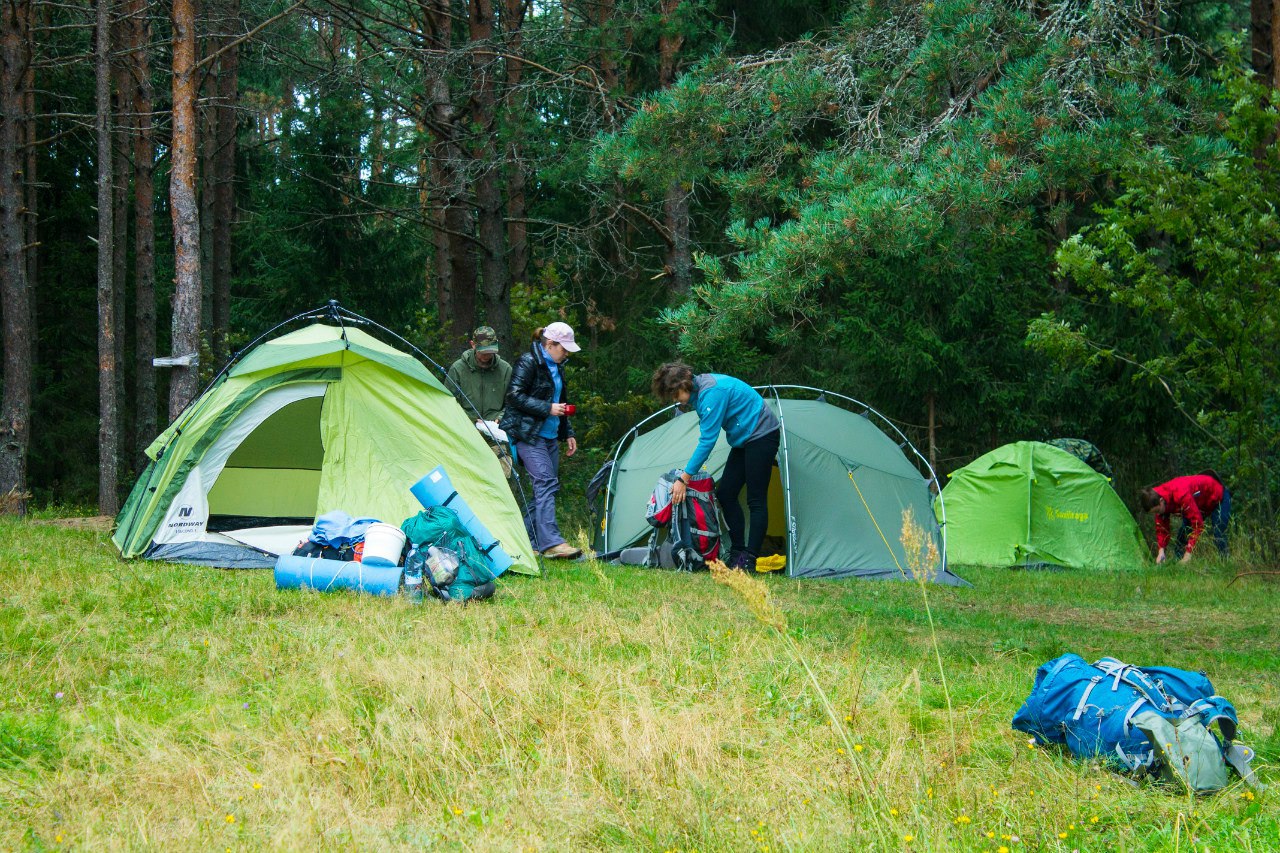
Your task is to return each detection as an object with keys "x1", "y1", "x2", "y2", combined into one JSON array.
[{"x1": 651, "y1": 363, "x2": 780, "y2": 573}]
